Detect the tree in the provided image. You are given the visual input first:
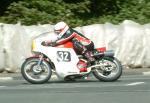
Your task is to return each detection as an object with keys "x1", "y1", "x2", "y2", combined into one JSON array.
[
  {"x1": 0, "y1": 0, "x2": 91, "y2": 26},
  {"x1": 0, "y1": 0, "x2": 149, "y2": 26},
  {"x1": 0, "y1": 0, "x2": 20, "y2": 15}
]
